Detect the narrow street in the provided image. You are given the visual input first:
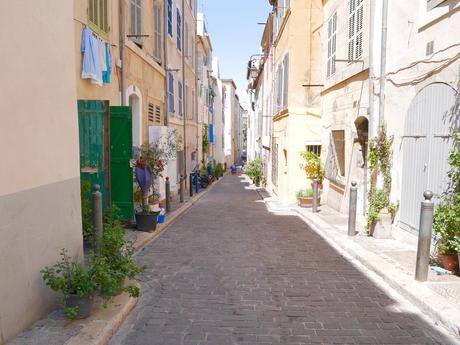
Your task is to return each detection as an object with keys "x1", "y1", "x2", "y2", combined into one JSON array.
[{"x1": 109, "y1": 175, "x2": 451, "y2": 345}]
